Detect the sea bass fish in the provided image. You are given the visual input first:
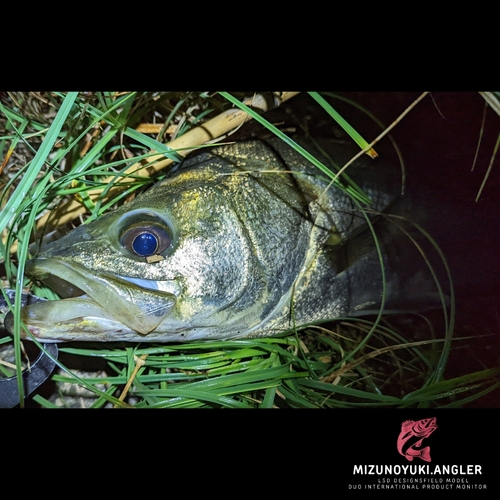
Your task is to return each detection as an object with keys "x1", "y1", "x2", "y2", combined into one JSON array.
[{"x1": 6, "y1": 138, "x2": 432, "y2": 343}]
